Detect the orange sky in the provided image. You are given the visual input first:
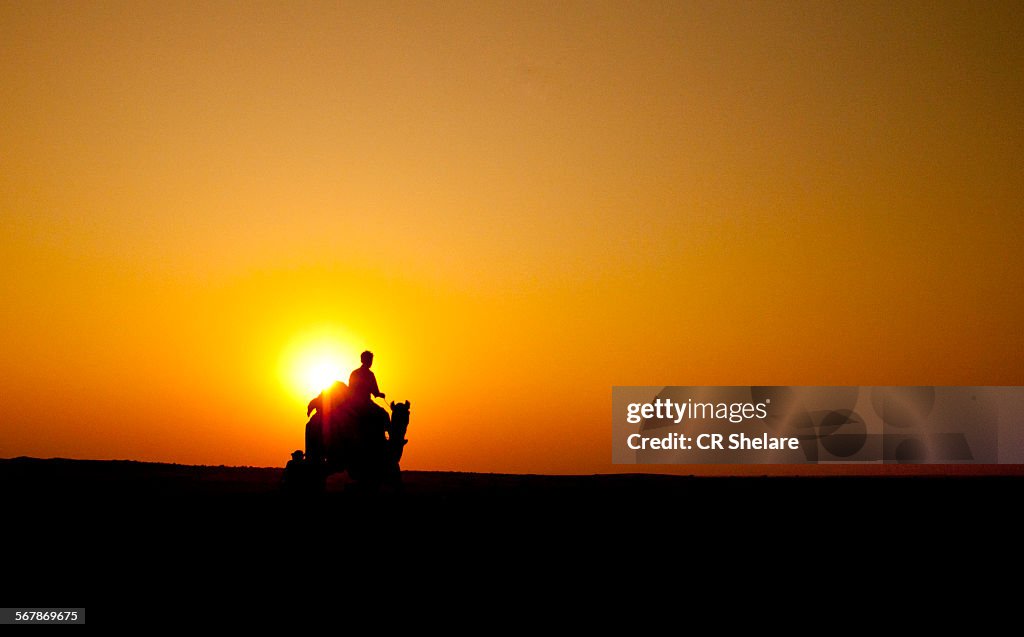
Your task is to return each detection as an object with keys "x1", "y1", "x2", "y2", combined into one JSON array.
[{"x1": 1, "y1": 1, "x2": 1022, "y2": 473}]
